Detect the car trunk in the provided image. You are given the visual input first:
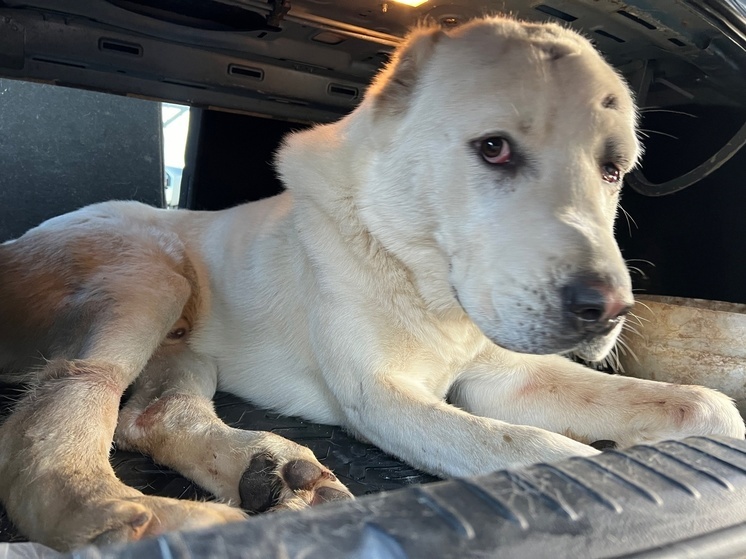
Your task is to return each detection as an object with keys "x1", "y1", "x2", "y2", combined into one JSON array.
[{"x1": 1, "y1": 0, "x2": 746, "y2": 556}]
